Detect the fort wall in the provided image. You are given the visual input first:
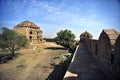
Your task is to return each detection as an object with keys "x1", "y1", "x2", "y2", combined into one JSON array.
[{"x1": 82, "y1": 29, "x2": 120, "y2": 80}]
